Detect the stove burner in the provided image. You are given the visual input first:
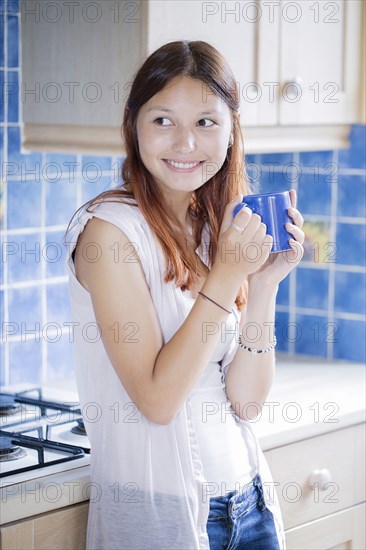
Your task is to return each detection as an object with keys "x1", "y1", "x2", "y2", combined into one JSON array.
[
  {"x1": 0, "y1": 436, "x2": 27, "y2": 462},
  {"x1": 0, "y1": 395, "x2": 21, "y2": 416},
  {"x1": 71, "y1": 419, "x2": 86, "y2": 436}
]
